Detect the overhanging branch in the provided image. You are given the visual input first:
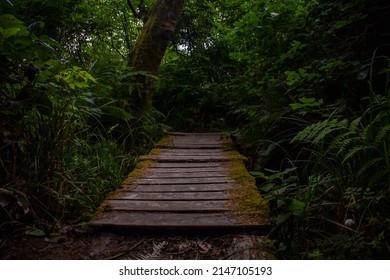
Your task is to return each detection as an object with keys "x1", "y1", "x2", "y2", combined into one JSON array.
[{"x1": 126, "y1": 0, "x2": 142, "y2": 20}]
